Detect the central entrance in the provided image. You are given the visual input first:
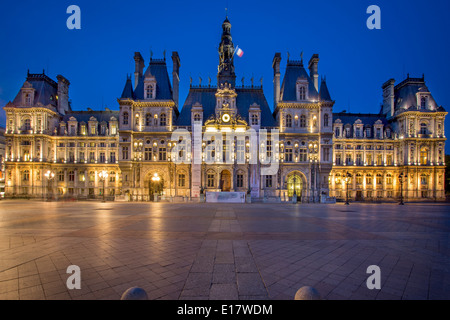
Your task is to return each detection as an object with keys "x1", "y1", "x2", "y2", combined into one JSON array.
[
  {"x1": 220, "y1": 170, "x2": 231, "y2": 192},
  {"x1": 287, "y1": 173, "x2": 303, "y2": 199}
]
